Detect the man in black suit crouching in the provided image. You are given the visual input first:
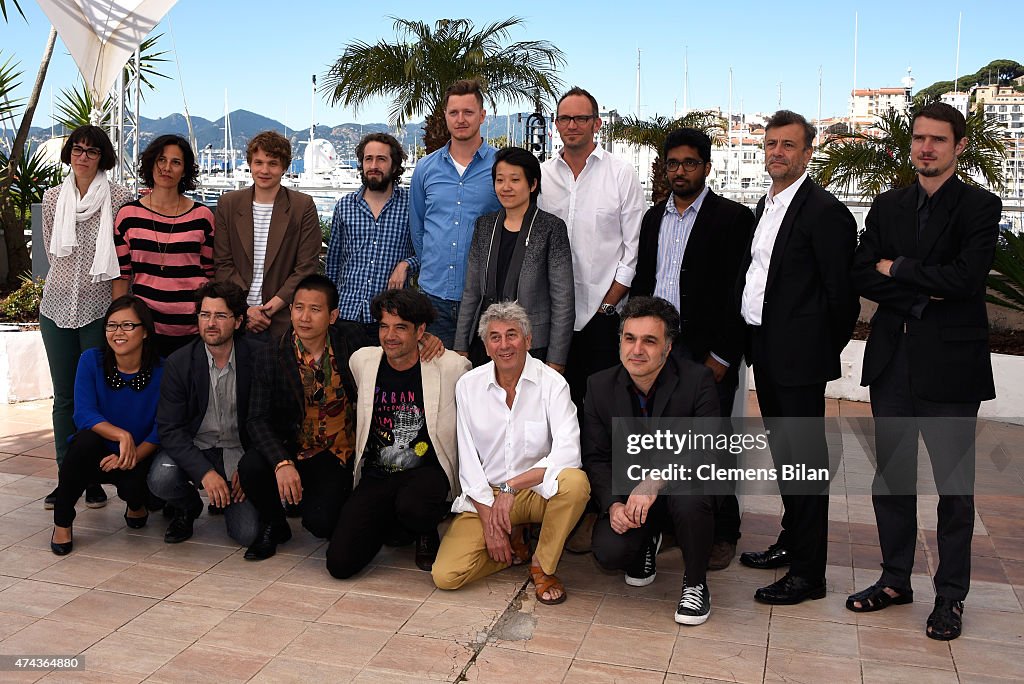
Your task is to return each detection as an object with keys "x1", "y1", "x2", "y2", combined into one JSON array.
[
  {"x1": 846, "y1": 102, "x2": 1000, "y2": 641},
  {"x1": 737, "y1": 110, "x2": 859, "y2": 604}
]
